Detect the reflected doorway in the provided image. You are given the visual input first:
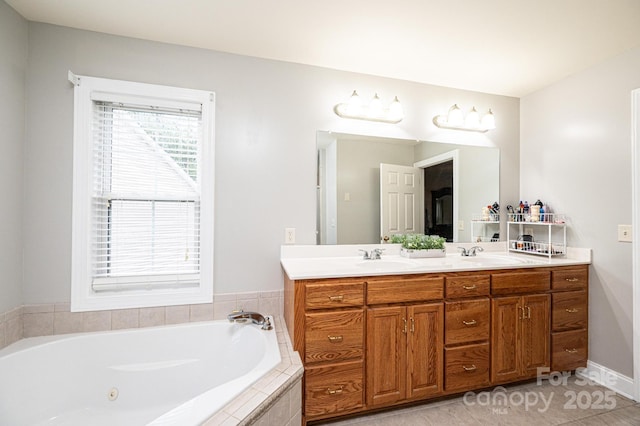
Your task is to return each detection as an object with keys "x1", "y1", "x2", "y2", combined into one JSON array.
[{"x1": 425, "y1": 160, "x2": 453, "y2": 241}]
